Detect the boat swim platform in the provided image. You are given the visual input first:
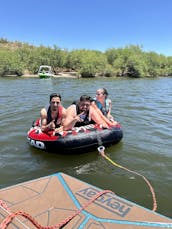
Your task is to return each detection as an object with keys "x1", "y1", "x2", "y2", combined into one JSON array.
[{"x1": 0, "y1": 172, "x2": 172, "y2": 229}]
